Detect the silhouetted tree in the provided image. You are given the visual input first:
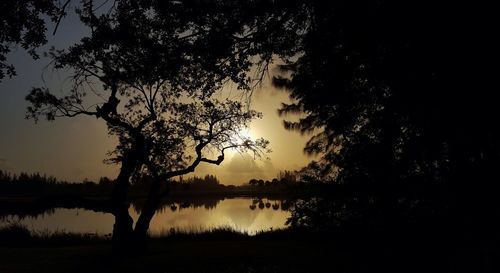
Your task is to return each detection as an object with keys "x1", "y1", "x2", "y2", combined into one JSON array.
[
  {"x1": 182, "y1": 174, "x2": 222, "y2": 191},
  {"x1": 25, "y1": 0, "x2": 270, "y2": 251},
  {"x1": 0, "y1": 0, "x2": 64, "y2": 80},
  {"x1": 257, "y1": 179, "x2": 265, "y2": 187},
  {"x1": 248, "y1": 179, "x2": 258, "y2": 186},
  {"x1": 296, "y1": 161, "x2": 335, "y2": 184},
  {"x1": 270, "y1": 1, "x2": 498, "y2": 231},
  {"x1": 277, "y1": 170, "x2": 296, "y2": 184},
  {"x1": 0, "y1": 0, "x2": 95, "y2": 81},
  {"x1": 98, "y1": 176, "x2": 112, "y2": 185}
]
